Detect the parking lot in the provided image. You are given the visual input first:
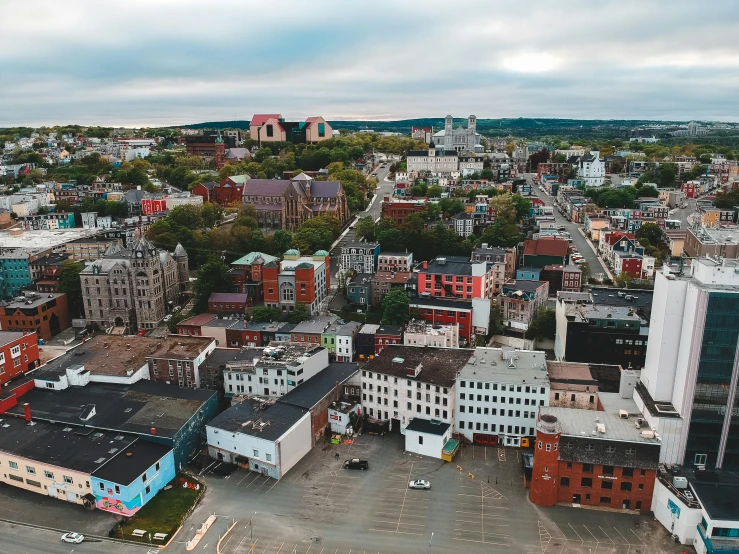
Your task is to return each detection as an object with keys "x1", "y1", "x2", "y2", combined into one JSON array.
[{"x1": 186, "y1": 433, "x2": 690, "y2": 554}]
